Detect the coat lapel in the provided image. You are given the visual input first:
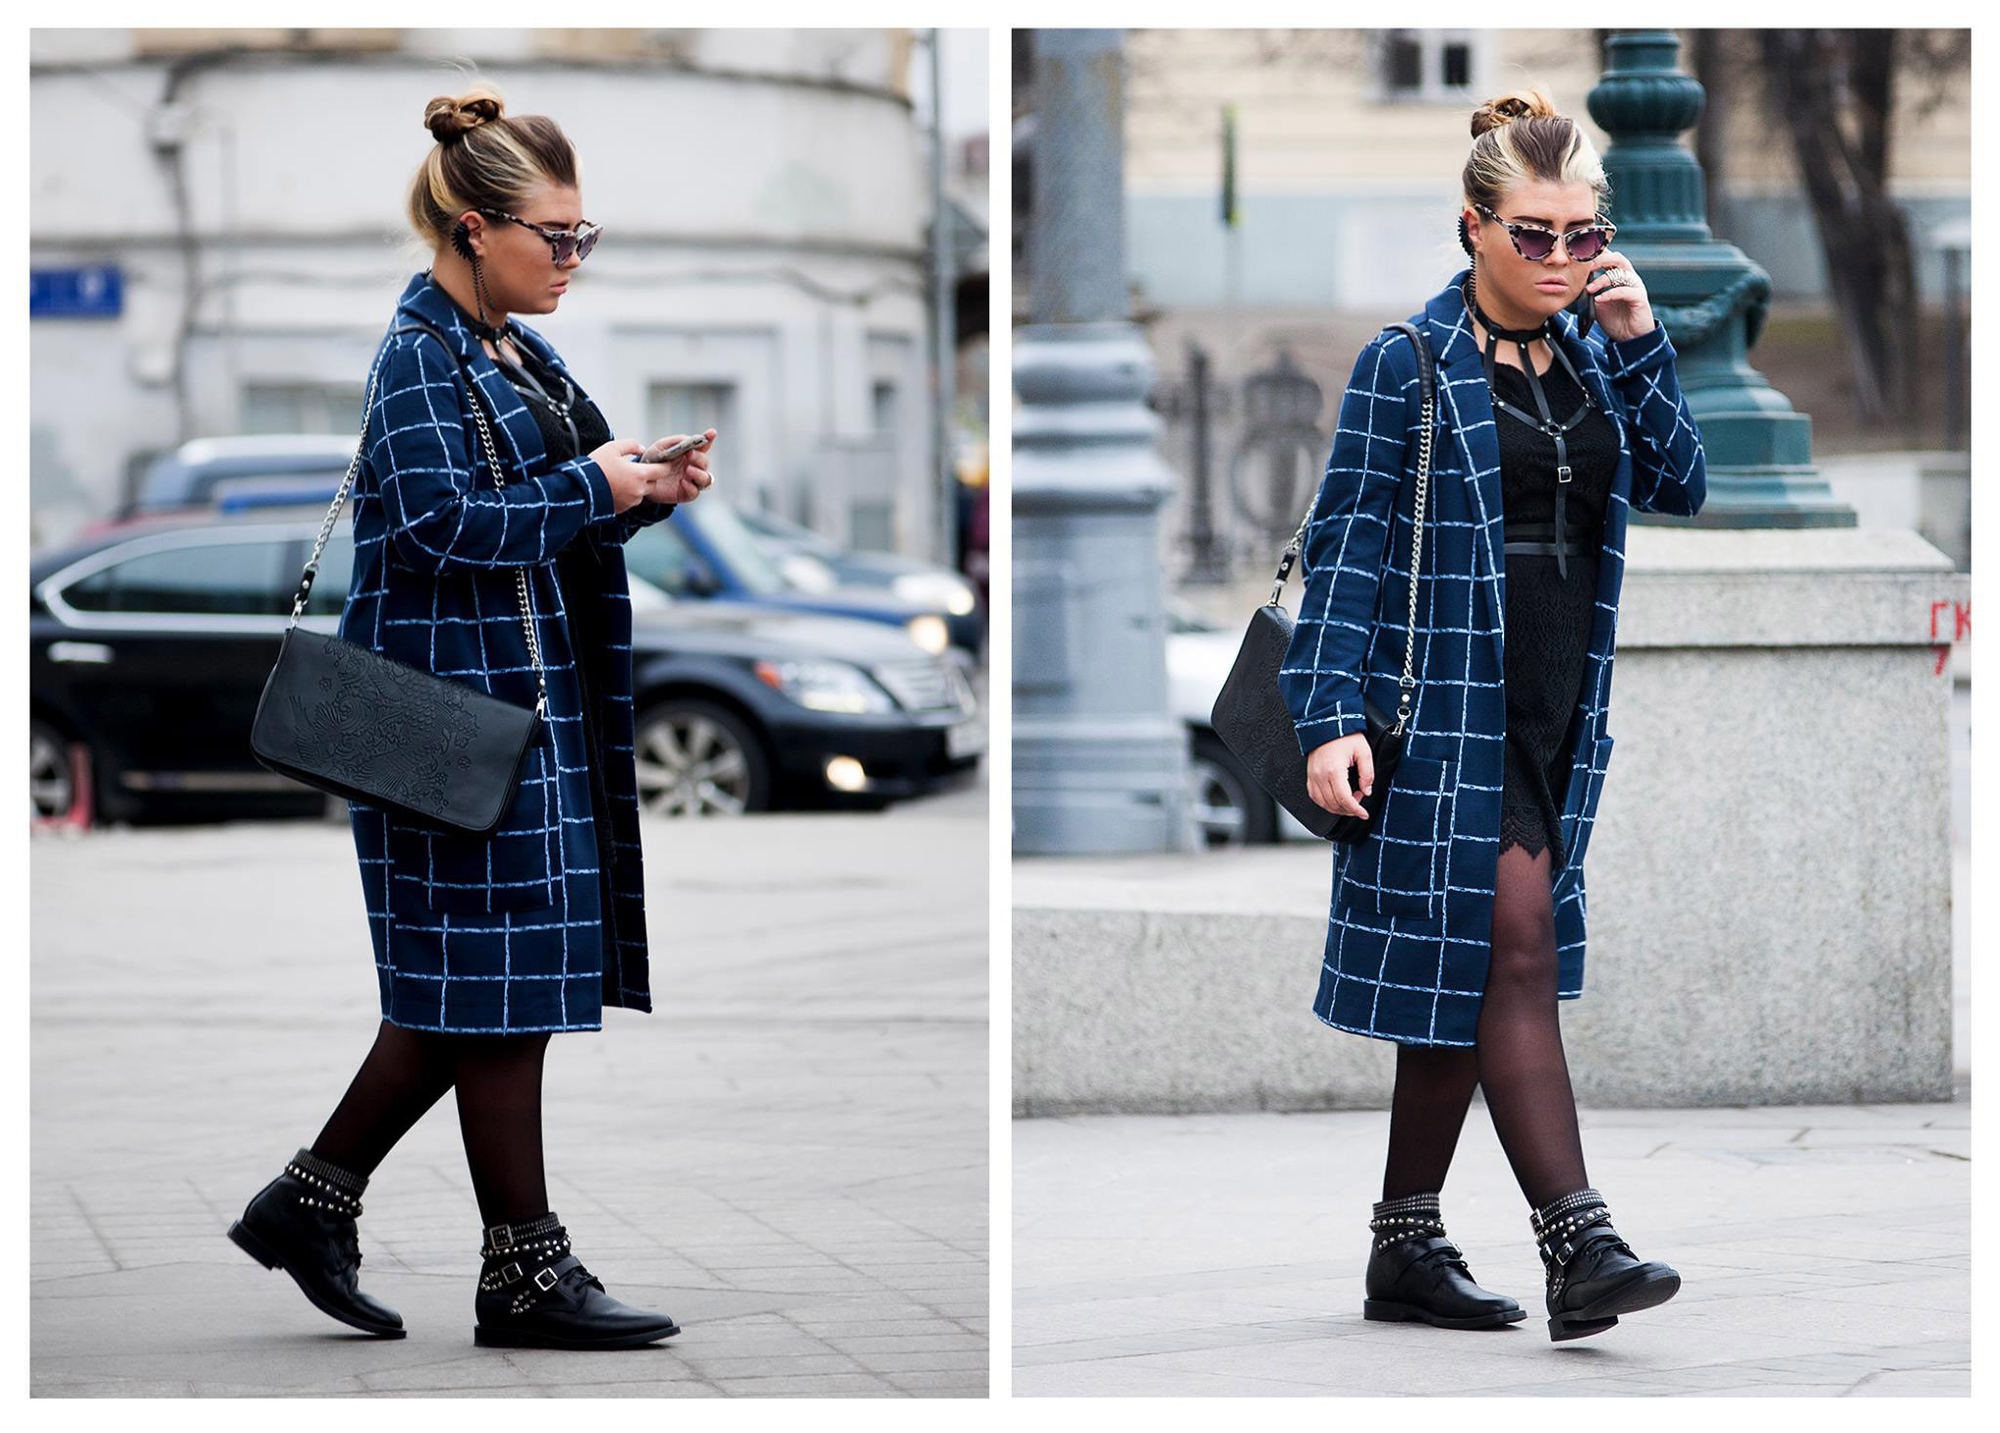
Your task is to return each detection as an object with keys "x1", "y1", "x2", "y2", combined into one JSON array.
[
  {"x1": 1418, "y1": 270, "x2": 1507, "y2": 676},
  {"x1": 394, "y1": 271, "x2": 551, "y2": 484}
]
